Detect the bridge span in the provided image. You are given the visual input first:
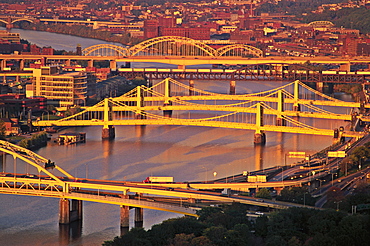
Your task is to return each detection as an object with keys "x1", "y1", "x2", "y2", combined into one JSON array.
[
  {"x1": 33, "y1": 79, "x2": 366, "y2": 143},
  {"x1": 0, "y1": 140, "x2": 307, "y2": 229}
]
